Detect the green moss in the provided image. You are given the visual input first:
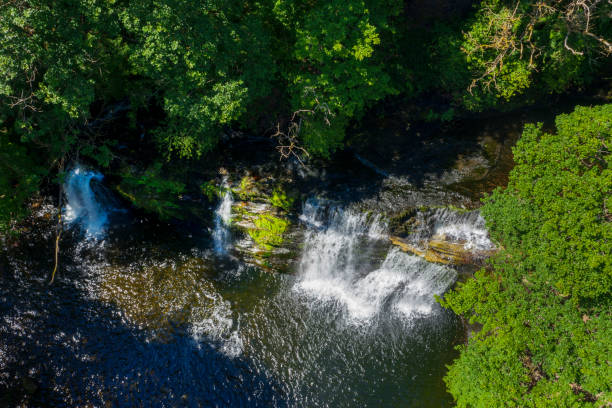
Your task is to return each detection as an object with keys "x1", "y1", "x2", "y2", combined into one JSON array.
[
  {"x1": 200, "y1": 181, "x2": 217, "y2": 201},
  {"x1": 247, "y1": 214, "x2": 289, "y2": 250},
  {"x1": 117, "y1": 163, "x2": 185, "y2": 219},
  {"x1": 445, "y1": 204, "x2": 470, "y2": 214},
  {"x1": 270, "y1": 187, "x2": 294, "y2": 212},
  {"x1": 200, "y1": 180, "x2": 229, "y2": 202},
  {"x1": 235, "y1": 176, "x2": 256, "y2": 200}
]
